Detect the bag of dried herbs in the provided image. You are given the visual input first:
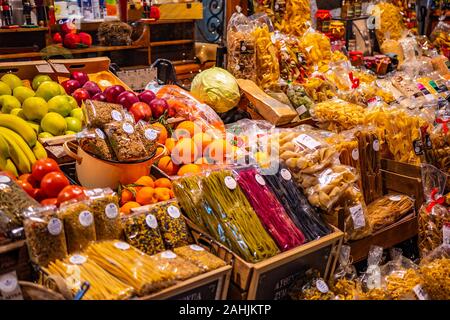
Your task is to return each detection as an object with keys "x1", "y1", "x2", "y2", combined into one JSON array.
[
  {"x1": 135, "y1": 121, "x2": 160, "y2": 157},
  {"x1": 77, "y1": 129, "x2": 116, "y2": 161},
  {"x1": 83, "y1": 100, "x2": 126, "y2": 129}
]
